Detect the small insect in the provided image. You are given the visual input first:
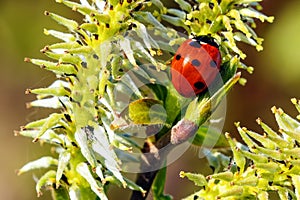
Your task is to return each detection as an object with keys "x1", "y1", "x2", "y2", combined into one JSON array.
[{"x1": 171, "y1": 35, "x2": 222, "y2": 97}]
